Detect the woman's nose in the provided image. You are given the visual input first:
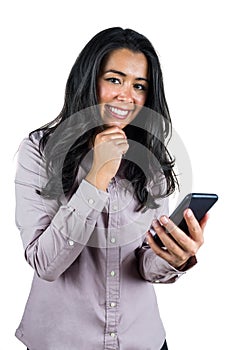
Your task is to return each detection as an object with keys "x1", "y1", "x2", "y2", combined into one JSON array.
[{"x1": 117, "y1": 84, "x2": 134, "y2": 103}]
